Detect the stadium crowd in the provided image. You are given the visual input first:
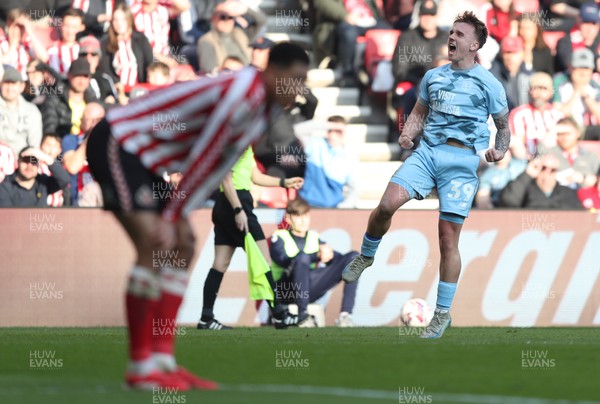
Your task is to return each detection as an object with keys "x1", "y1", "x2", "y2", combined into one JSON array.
[{"x1": 0, "y1": 0, "x2": 599, "y2": 210}]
